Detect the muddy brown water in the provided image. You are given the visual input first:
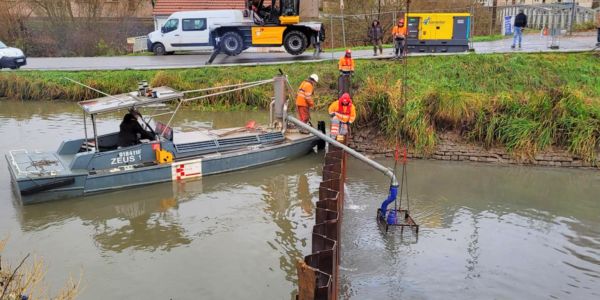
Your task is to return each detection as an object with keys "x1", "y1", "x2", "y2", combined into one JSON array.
[{"x1": 1, "y1": 101, "x2": 599, "y2": 299}]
